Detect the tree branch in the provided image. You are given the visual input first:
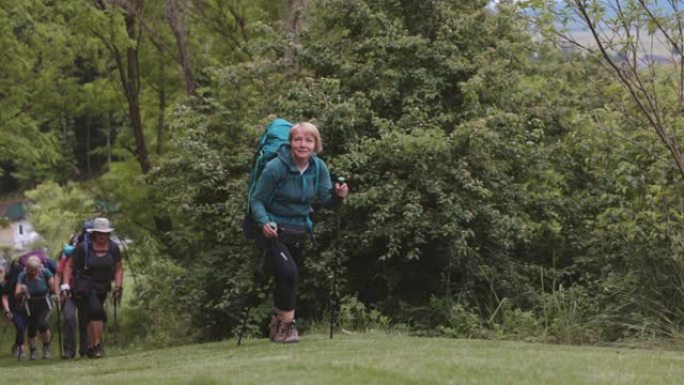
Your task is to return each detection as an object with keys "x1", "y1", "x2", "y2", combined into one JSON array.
[{"x1": 573, "y1": 0, "x2": 684, "y2": 176}]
